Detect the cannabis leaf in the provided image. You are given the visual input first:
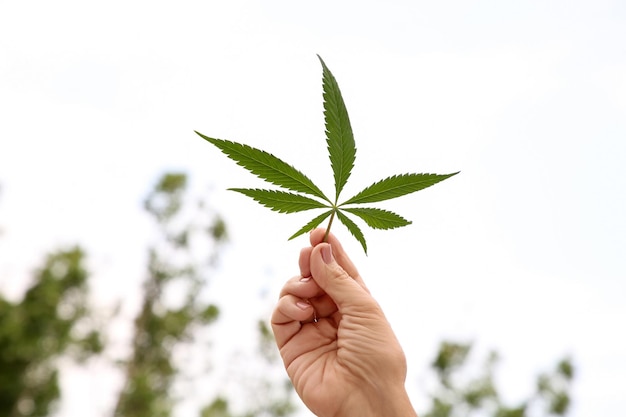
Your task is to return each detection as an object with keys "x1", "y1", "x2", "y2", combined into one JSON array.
[{"x1": 196, "y1": 55, "x2": 458, "y2": 254}]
